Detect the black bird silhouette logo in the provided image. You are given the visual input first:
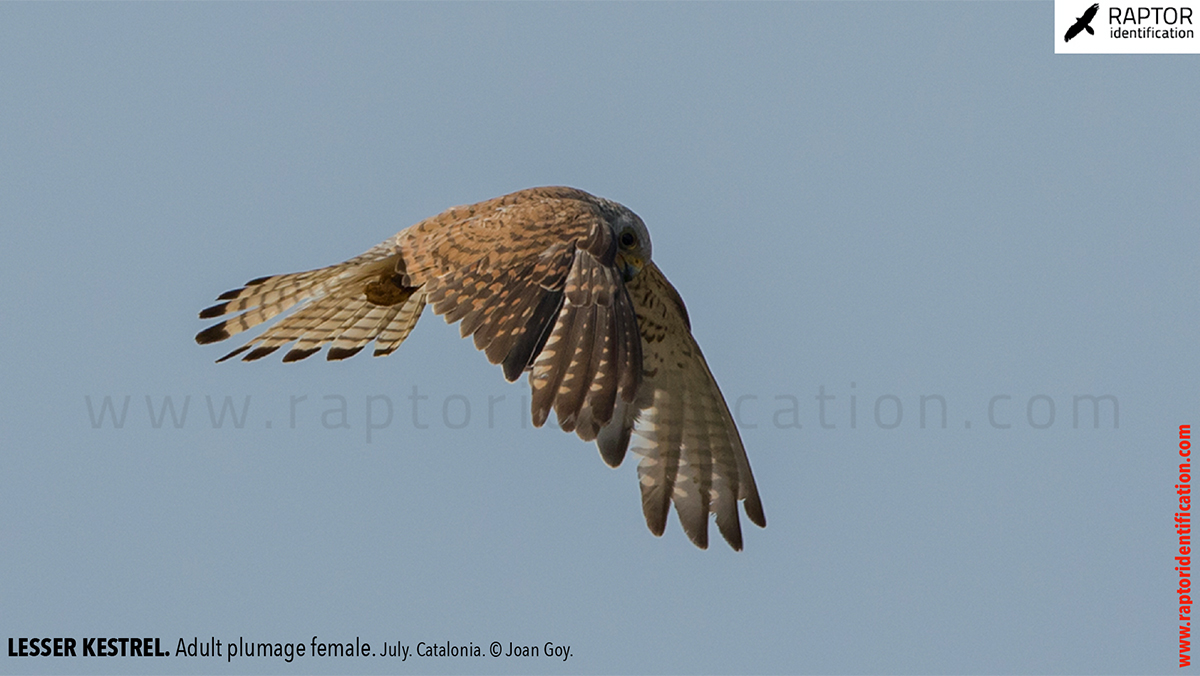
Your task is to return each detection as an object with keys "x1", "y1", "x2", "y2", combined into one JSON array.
[{"x1": 1065, "y1": 3, "x2": 1100, "y2": 42}]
